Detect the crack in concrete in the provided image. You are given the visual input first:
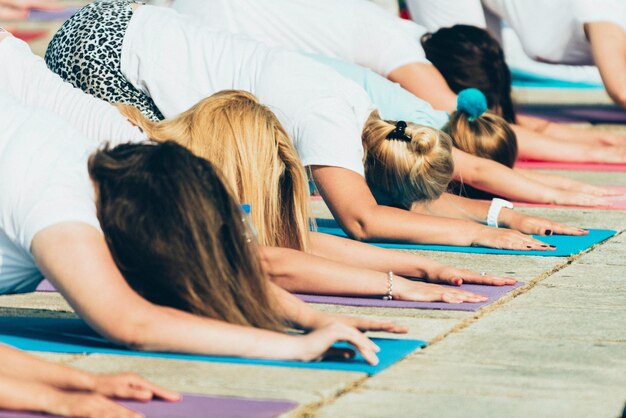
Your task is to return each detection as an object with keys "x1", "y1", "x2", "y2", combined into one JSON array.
[{"x1": 301, "y1": 229, "x2": 624, "y2": 416}]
